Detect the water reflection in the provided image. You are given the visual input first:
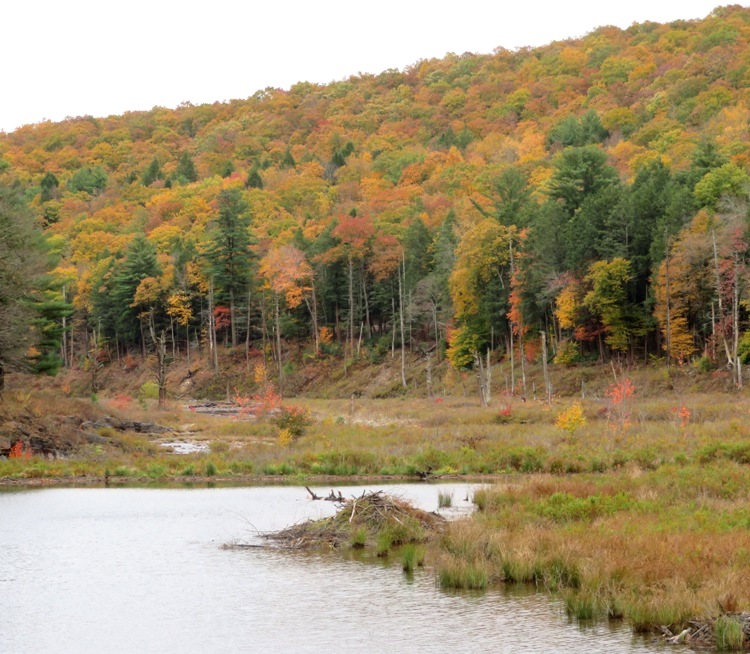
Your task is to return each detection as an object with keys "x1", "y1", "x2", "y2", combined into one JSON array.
[{"x1": 0, "y1": 484, "x2": 661, "y2": 653}]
